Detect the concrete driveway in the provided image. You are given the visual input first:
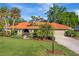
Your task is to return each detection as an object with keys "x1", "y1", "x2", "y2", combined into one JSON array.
[{"x1": 54, "y1": 31, "x2": 79, "y2": 55}]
